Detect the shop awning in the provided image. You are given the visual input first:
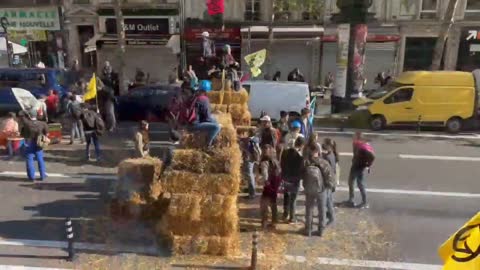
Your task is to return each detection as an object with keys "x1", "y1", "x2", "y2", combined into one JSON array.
[
  {"x1": 0, "y1": 38, "x2": 27, "y2": 54},
  {"x1": 241, "y1": 26, "x2": 324, "y2": 39}
]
